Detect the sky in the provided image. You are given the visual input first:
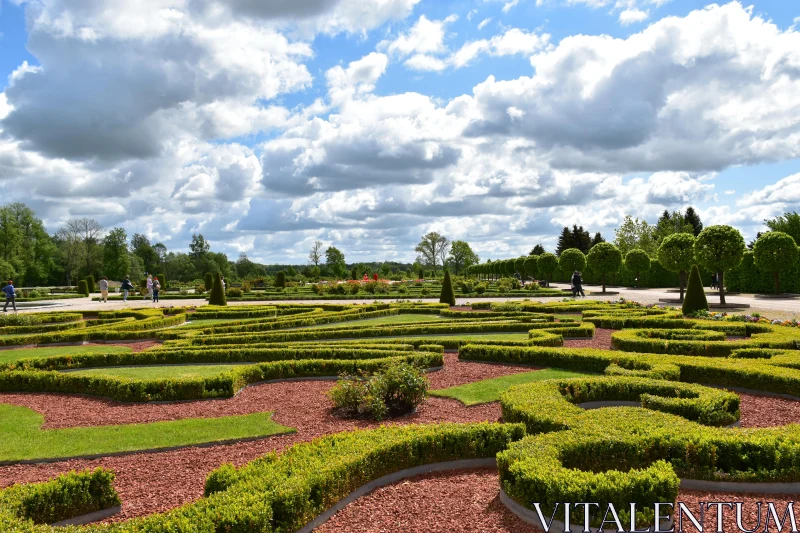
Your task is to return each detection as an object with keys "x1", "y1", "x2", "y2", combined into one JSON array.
[{"x1": 0, "y1": 0, "x2": 799, "y2": 265}]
